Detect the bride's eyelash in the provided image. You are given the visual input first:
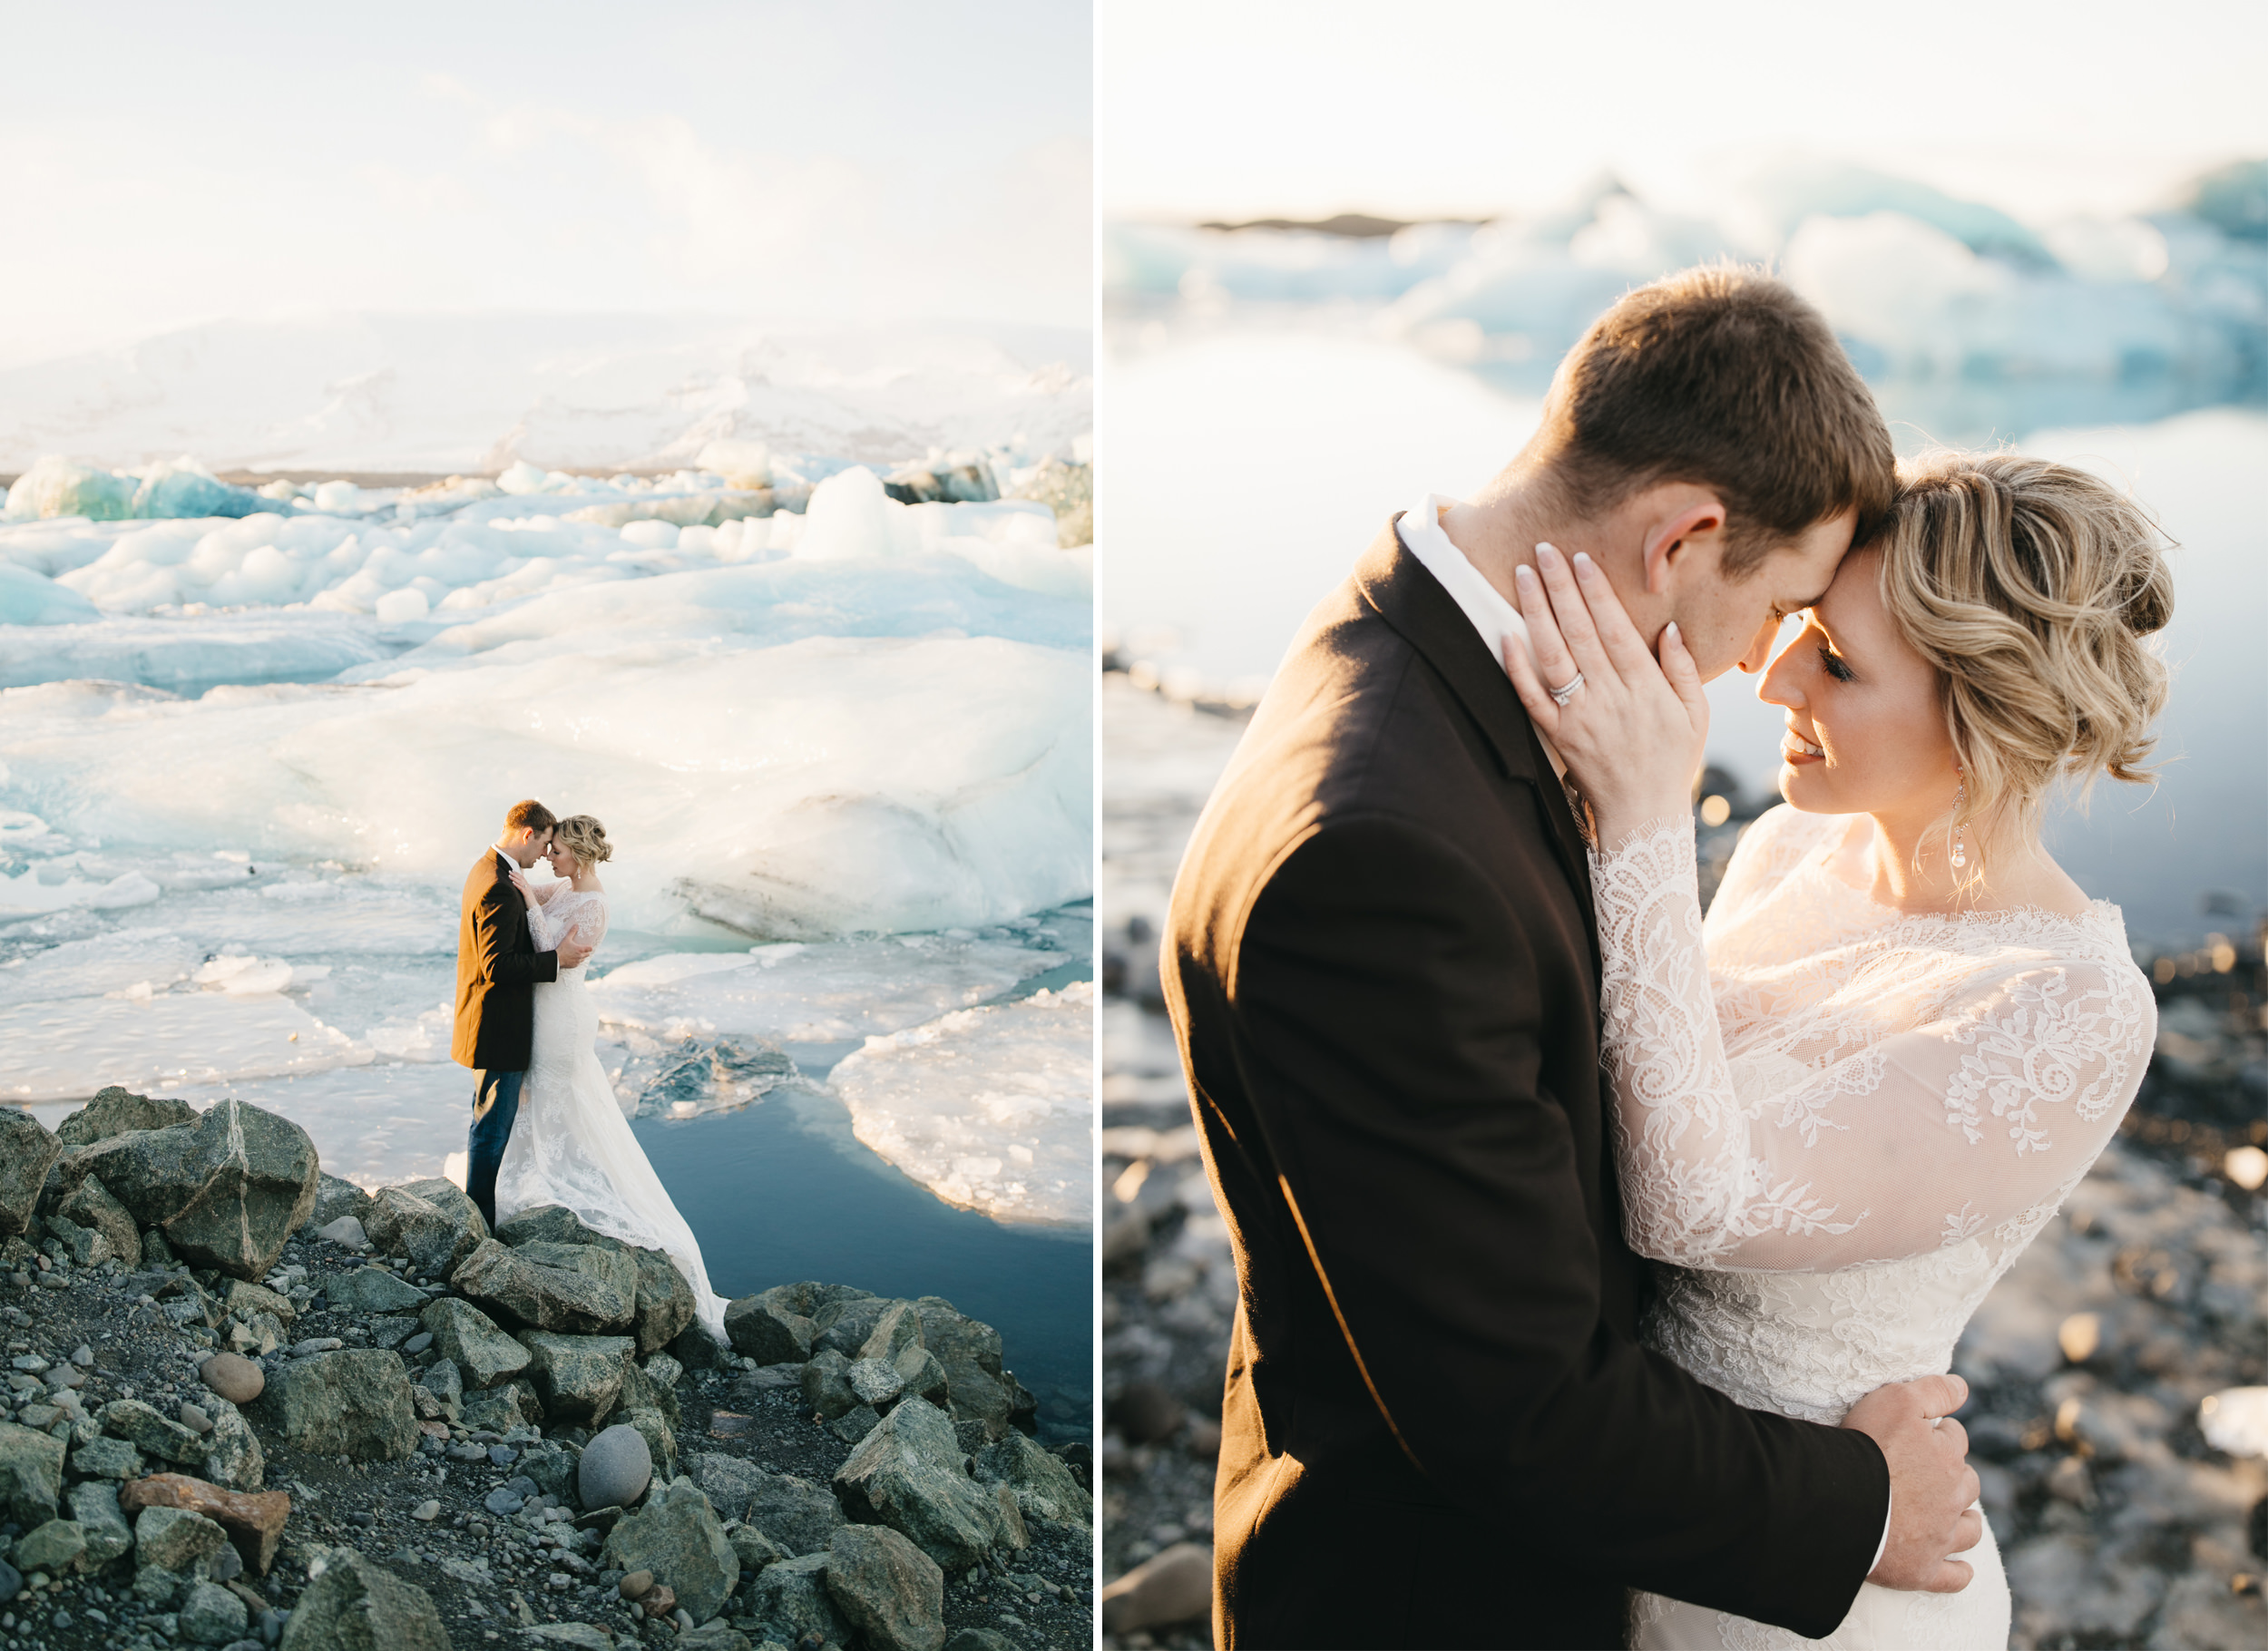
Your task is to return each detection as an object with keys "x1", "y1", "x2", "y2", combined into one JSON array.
[{"x1": 1818, "y1": 647, "x2": 1856, "y2": 684}]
